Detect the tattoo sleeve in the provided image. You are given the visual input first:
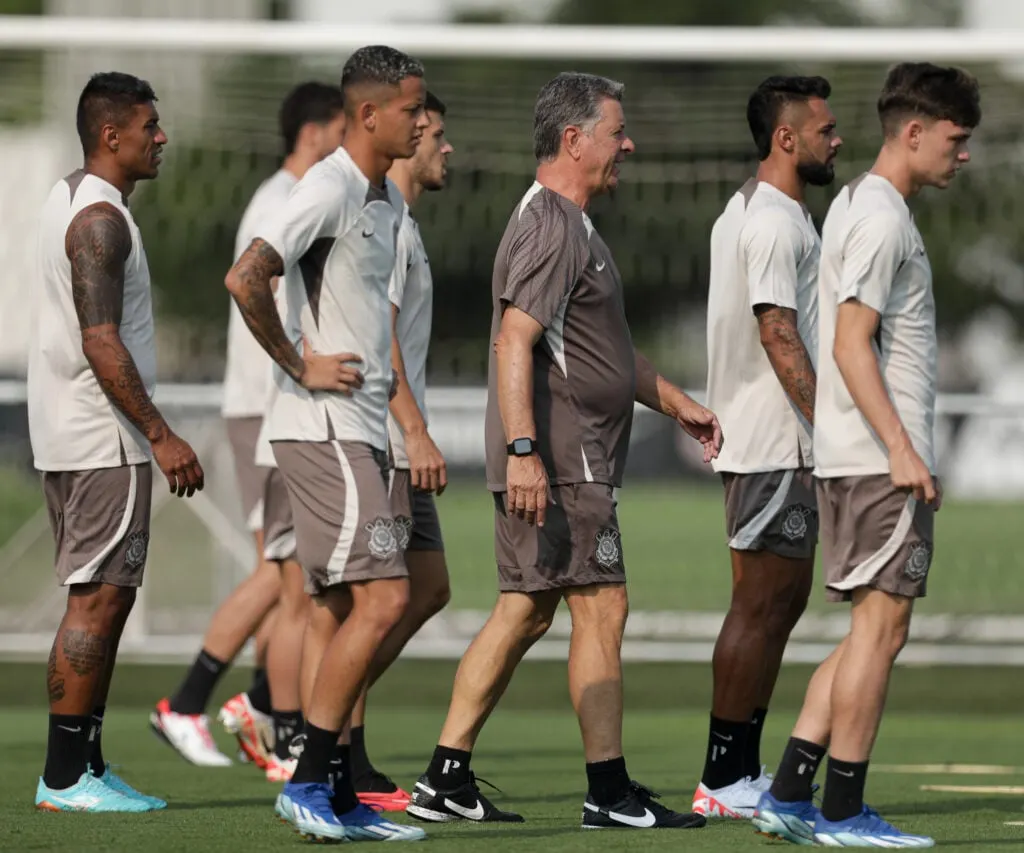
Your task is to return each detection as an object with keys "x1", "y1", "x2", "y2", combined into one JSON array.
[
  {"x1": 754, "y1": 304, "x2": 817, "y2": 425},
  {"x1": 67, "y1": 202, "x2": 168, "y2": 443},
  {"x1": 226, "y1": 239, "x2": 304, "y2": 382},
  {"x1": 60, "y1": 629, "x2": 110, "y2": 677}
]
